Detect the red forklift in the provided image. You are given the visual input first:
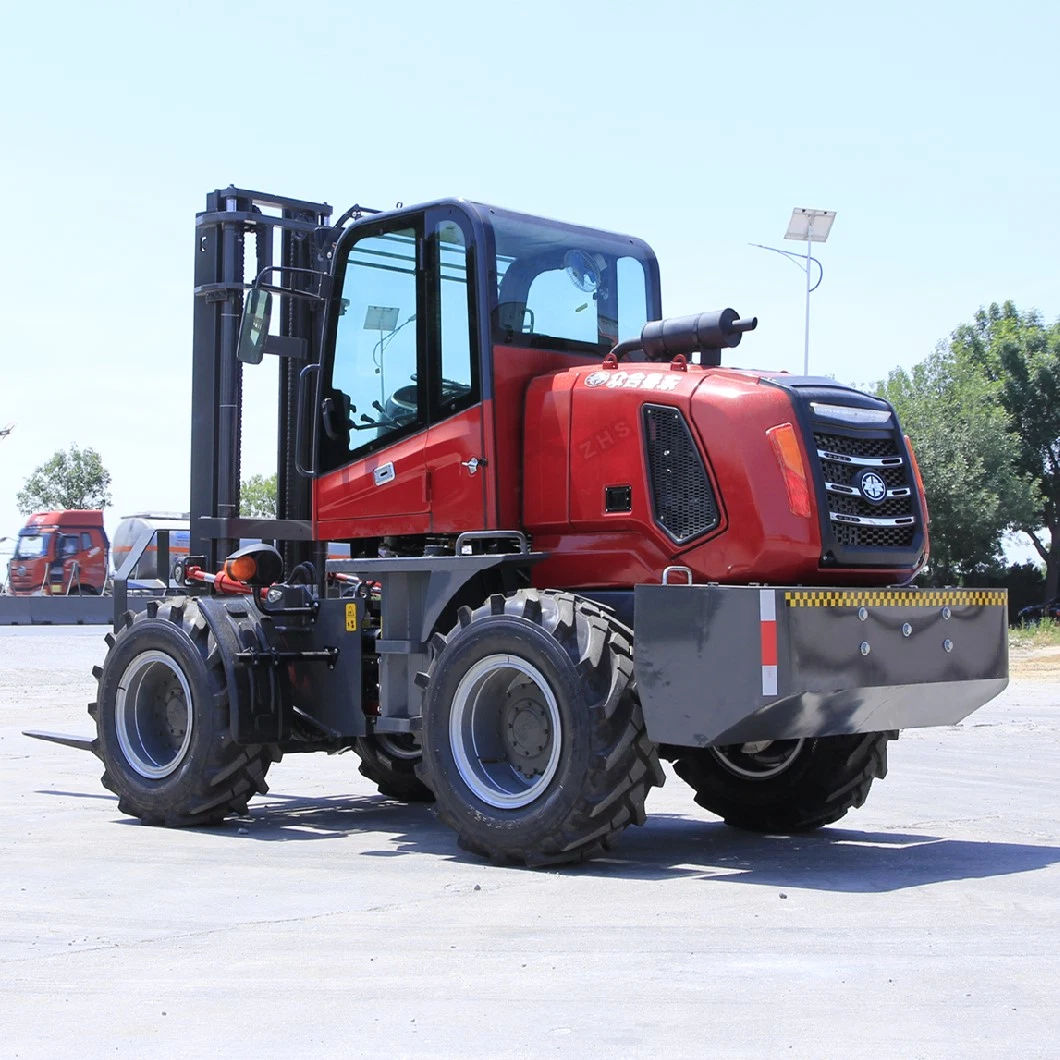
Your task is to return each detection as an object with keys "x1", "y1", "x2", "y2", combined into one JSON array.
[{"x1": 57, "y1": 188, "x2": 1006, "y2": 866}]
